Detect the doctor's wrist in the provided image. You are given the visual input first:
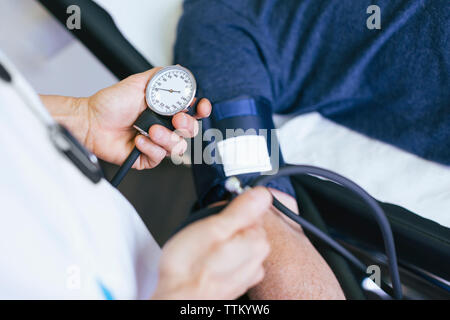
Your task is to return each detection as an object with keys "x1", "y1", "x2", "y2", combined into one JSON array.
[{"x1": 40, "y1": 95, "x2": 92, "y2": 149}]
